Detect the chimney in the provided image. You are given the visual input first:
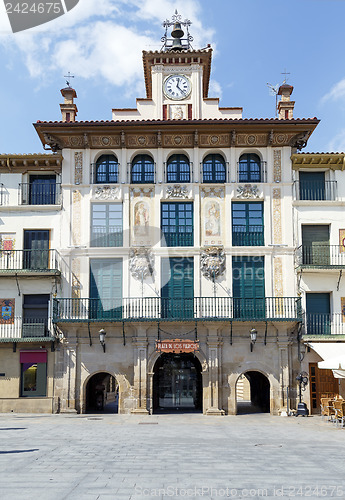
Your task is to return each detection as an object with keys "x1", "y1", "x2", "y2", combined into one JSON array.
[
  {"x1": 60, "y1": 87, "x2": 78, "y2": 122},
  {"x1": 277, "y1": 83, "x2": 294, "y2": 120}
]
